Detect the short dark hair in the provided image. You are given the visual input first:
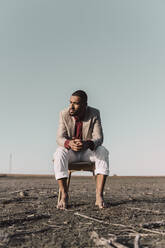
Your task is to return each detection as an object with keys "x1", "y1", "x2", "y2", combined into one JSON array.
[{"x1": 72, "y1": 90, "x2": 88, "y2": 104}]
